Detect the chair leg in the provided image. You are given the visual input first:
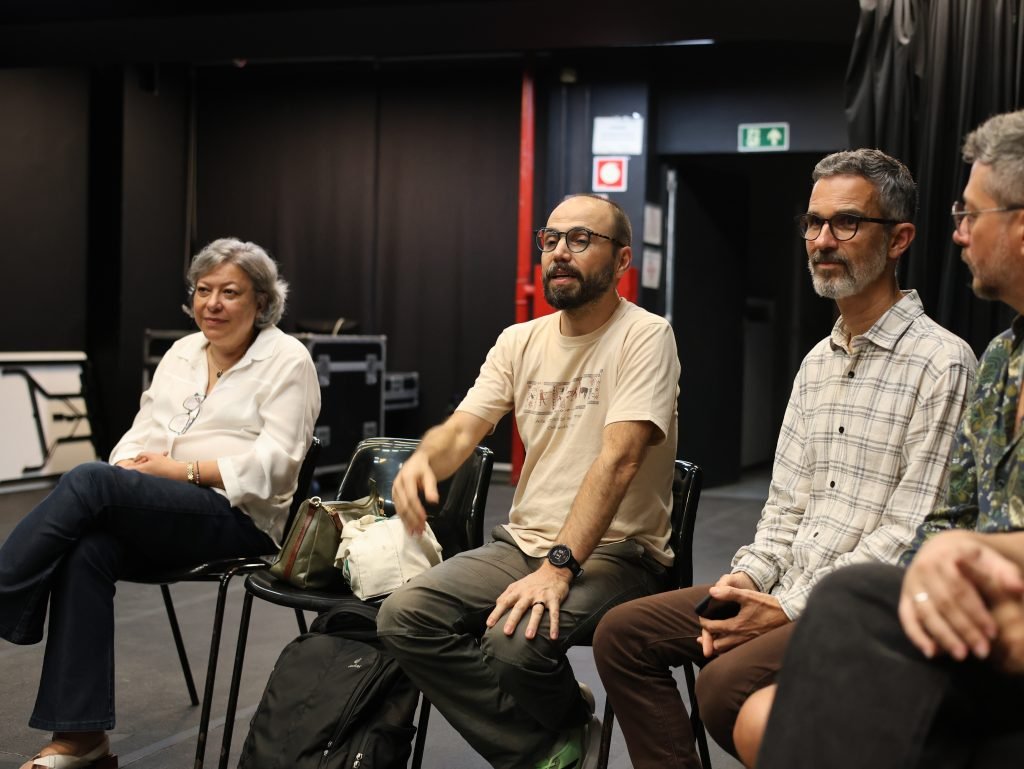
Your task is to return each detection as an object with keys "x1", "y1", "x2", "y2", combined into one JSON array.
[
  {"x1": 683, "y1": 662, "x2": 712, "y2": 769},
  {"x1": 410, "y1": 695, "x2": 432, "y2": 769},
  {"x1": 192, "y1": 572, "x2": 234, "y2": 769},
  {"x1": 160, "y1": 584, "x2": 200, "y2": 707},
  {"x1": 295, "y1": 608, "x2": 308, "y2": 634},
  {"x1": 219, "y1": 589, "x2": 256, "y2": 769},
  {"x1": 596, "y1": 698, "x2": 614, "y2": 769}
]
